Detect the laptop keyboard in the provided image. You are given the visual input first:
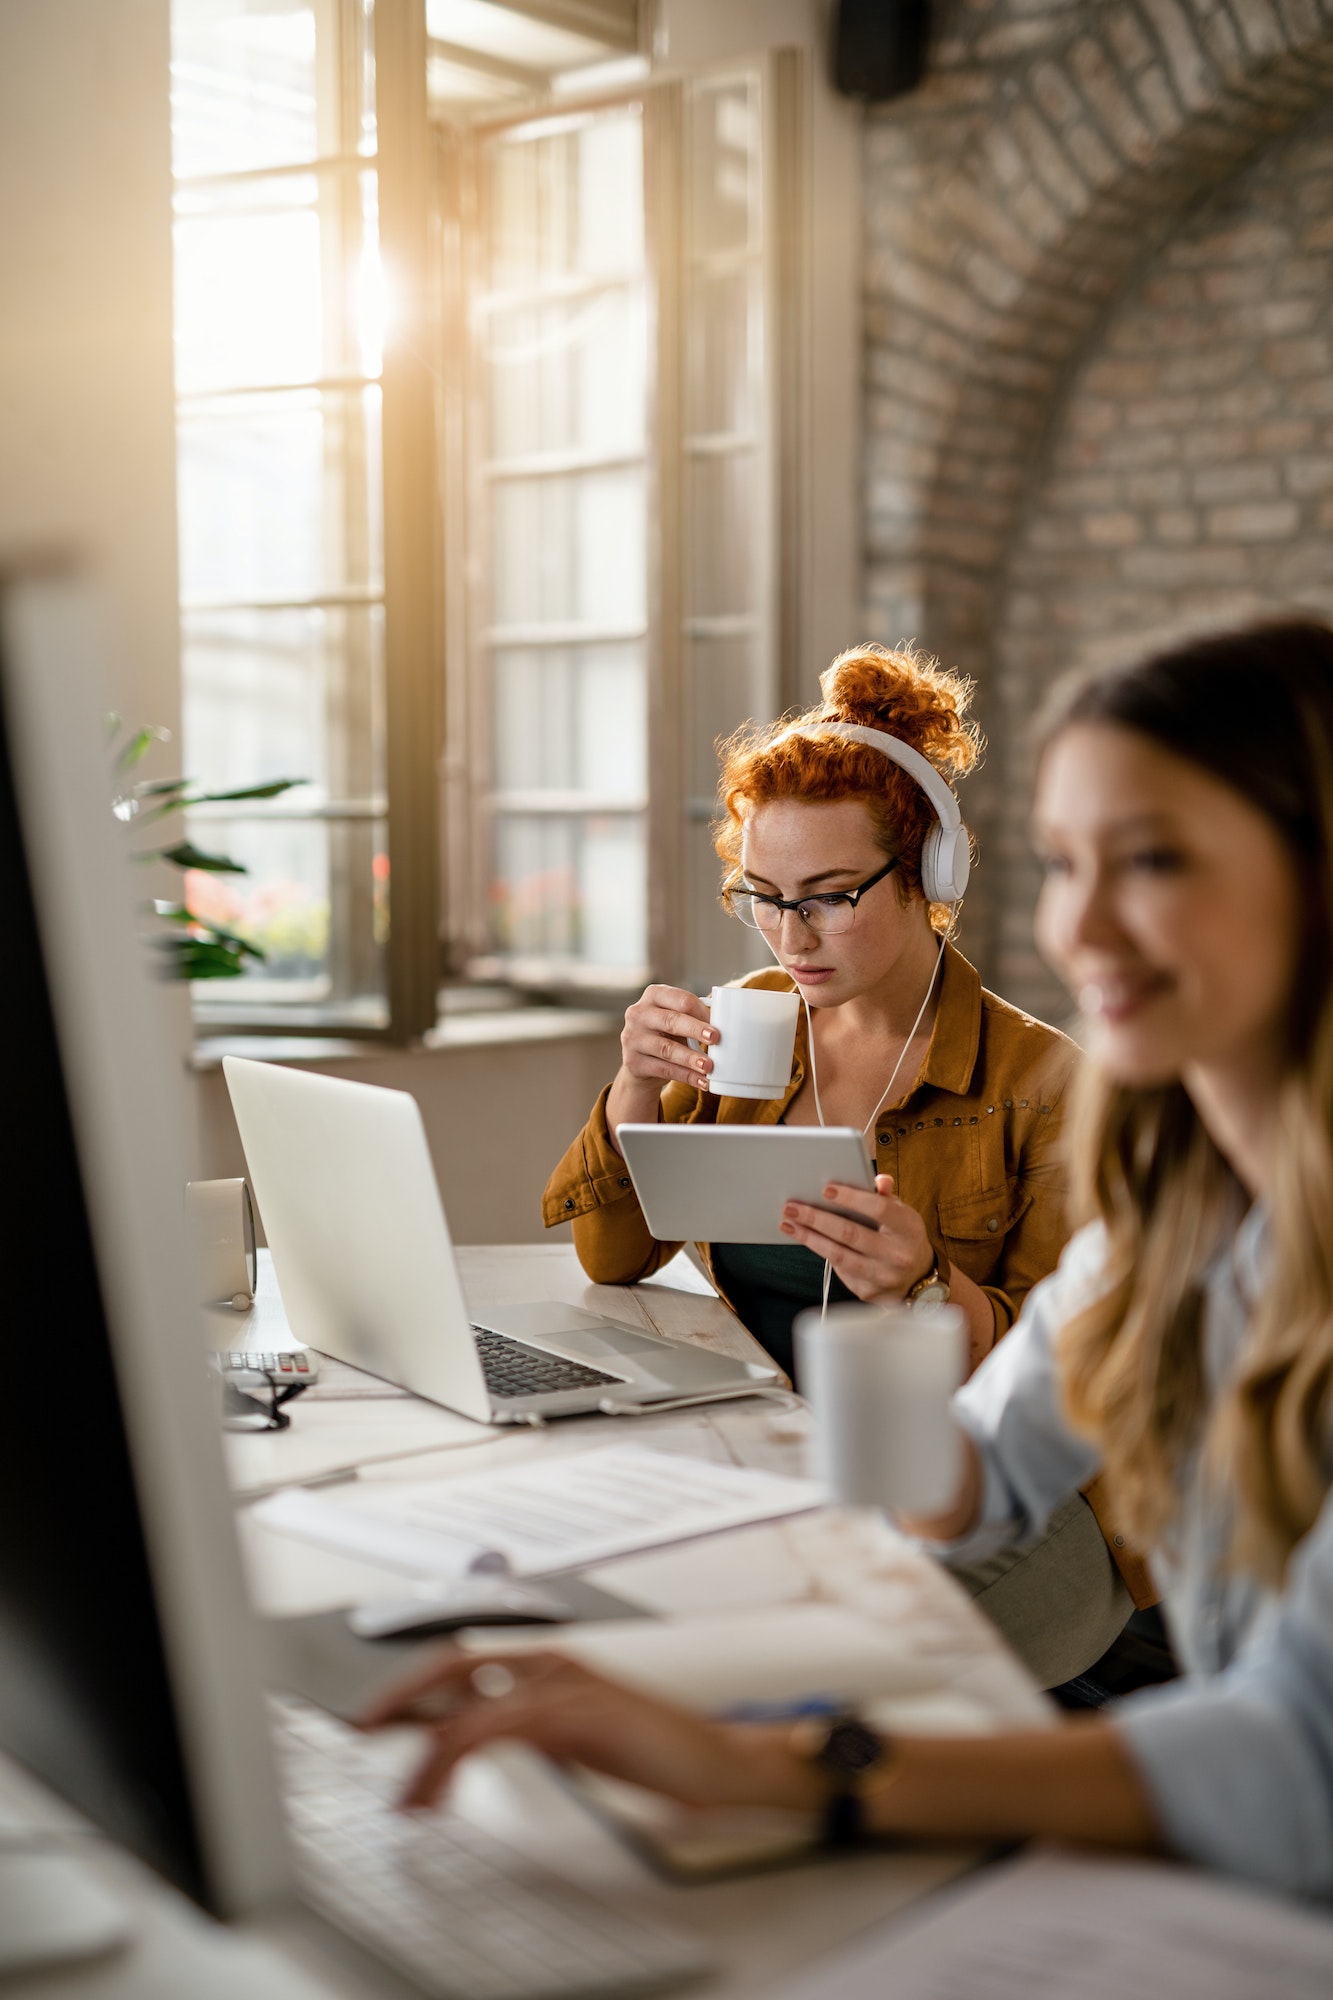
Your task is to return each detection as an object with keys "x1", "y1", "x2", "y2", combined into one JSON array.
[
  {"x1": 471, "y1": 1327, "x2": 620, "y2": 1401},
  {"x1": 272, "y1": 1697, "x2": 708, "y2": 2000}
]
